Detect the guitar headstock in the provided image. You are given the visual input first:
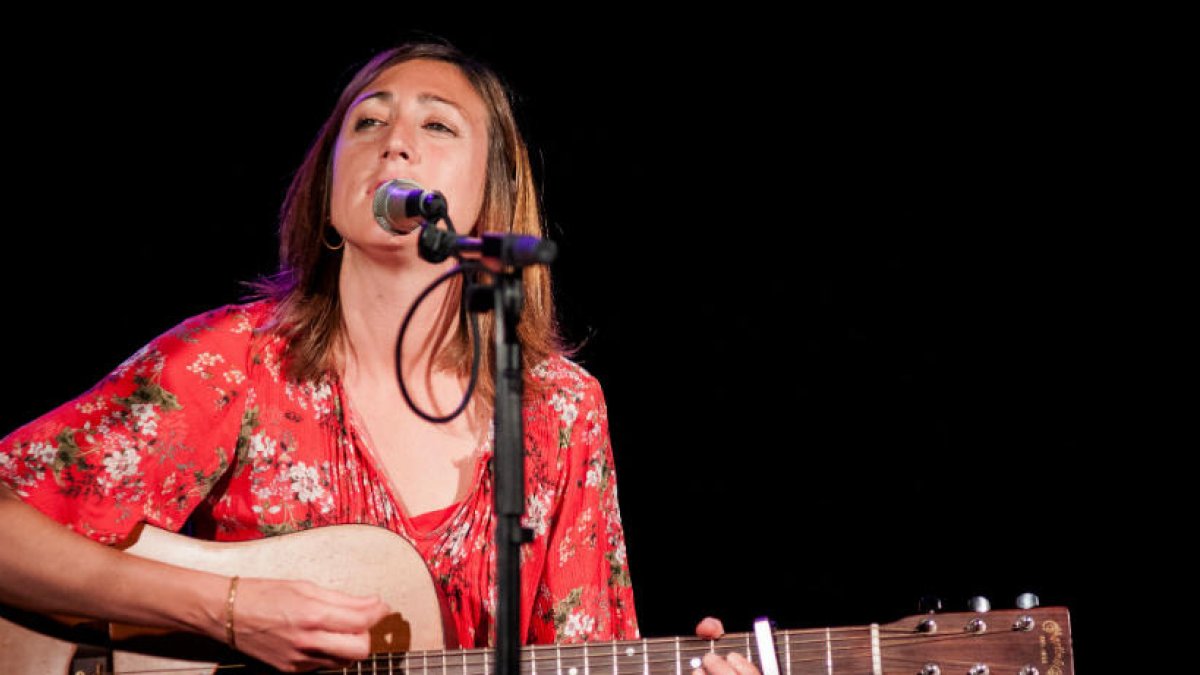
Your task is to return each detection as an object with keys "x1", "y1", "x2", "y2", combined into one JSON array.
[{"x1": 881, "y1": 604, "x2": 1073, "y2": 675}]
